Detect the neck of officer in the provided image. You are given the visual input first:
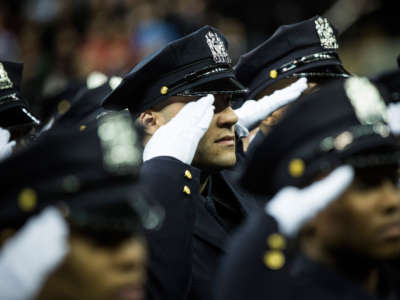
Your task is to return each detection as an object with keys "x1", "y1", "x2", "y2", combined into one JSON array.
[{"x1": 301, "y1": 237, "x2": 380, "y2": 295}]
